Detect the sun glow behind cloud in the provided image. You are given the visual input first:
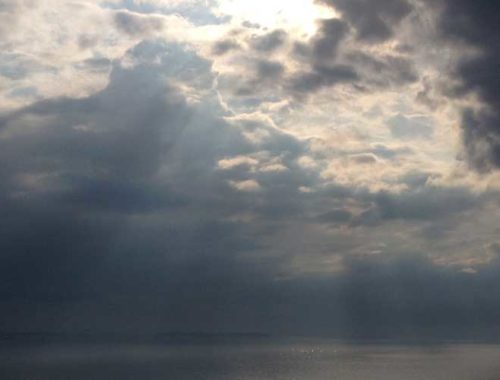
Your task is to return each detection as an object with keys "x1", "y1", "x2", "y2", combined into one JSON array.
[{"x1": 216, "y1": 0, "x2": 335, "y2": 35}]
